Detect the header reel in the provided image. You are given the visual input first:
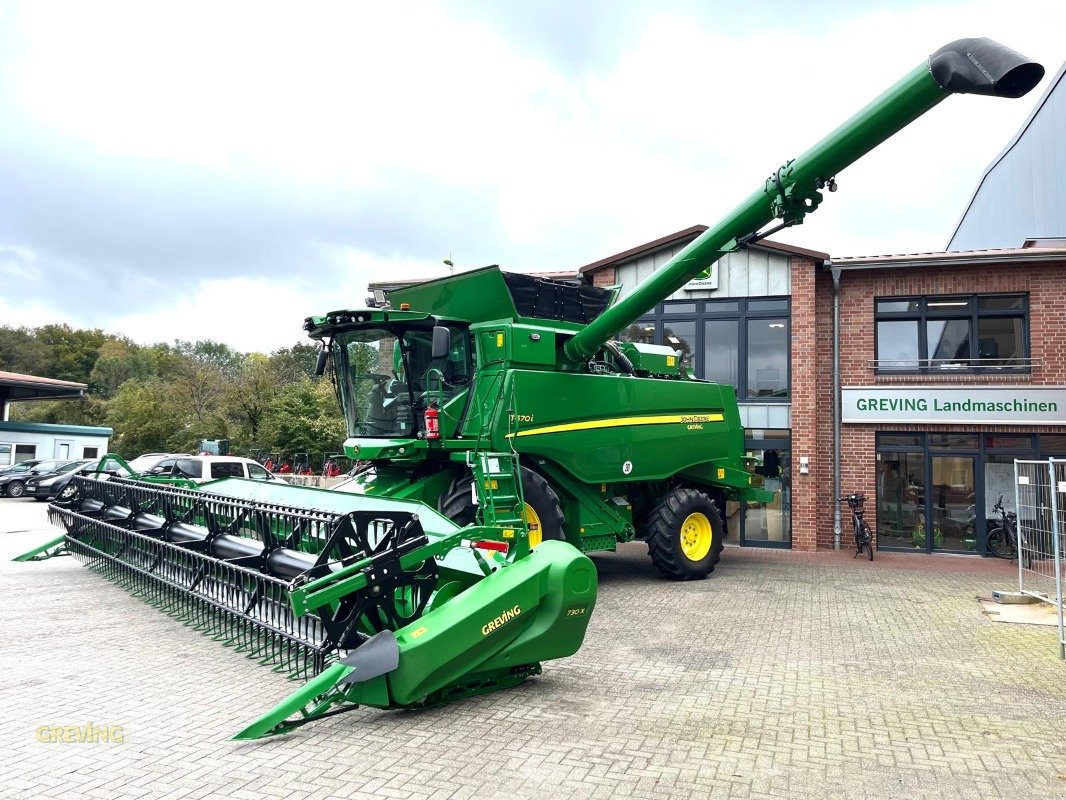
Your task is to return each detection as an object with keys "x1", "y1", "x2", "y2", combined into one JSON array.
[{"x1": 48, "y1": 476, "x2": 441, "y2": 679}]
